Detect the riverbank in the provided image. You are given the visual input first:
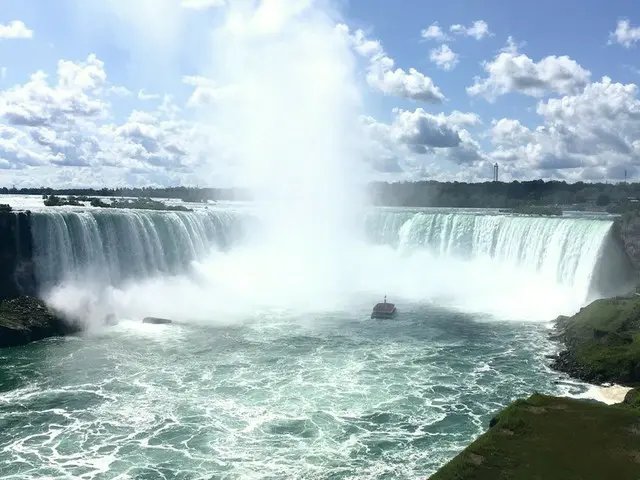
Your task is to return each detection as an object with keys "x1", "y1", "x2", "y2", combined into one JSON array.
[
  {"x1": 429, "y1": 293, "x2": 640, "y2": 478},
  {"x1": 429, "y1": 393, "x2": 640, "y2": 479},
  {"x1": 550, "y1": 294, "x2": 640, "y2": 386}
]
